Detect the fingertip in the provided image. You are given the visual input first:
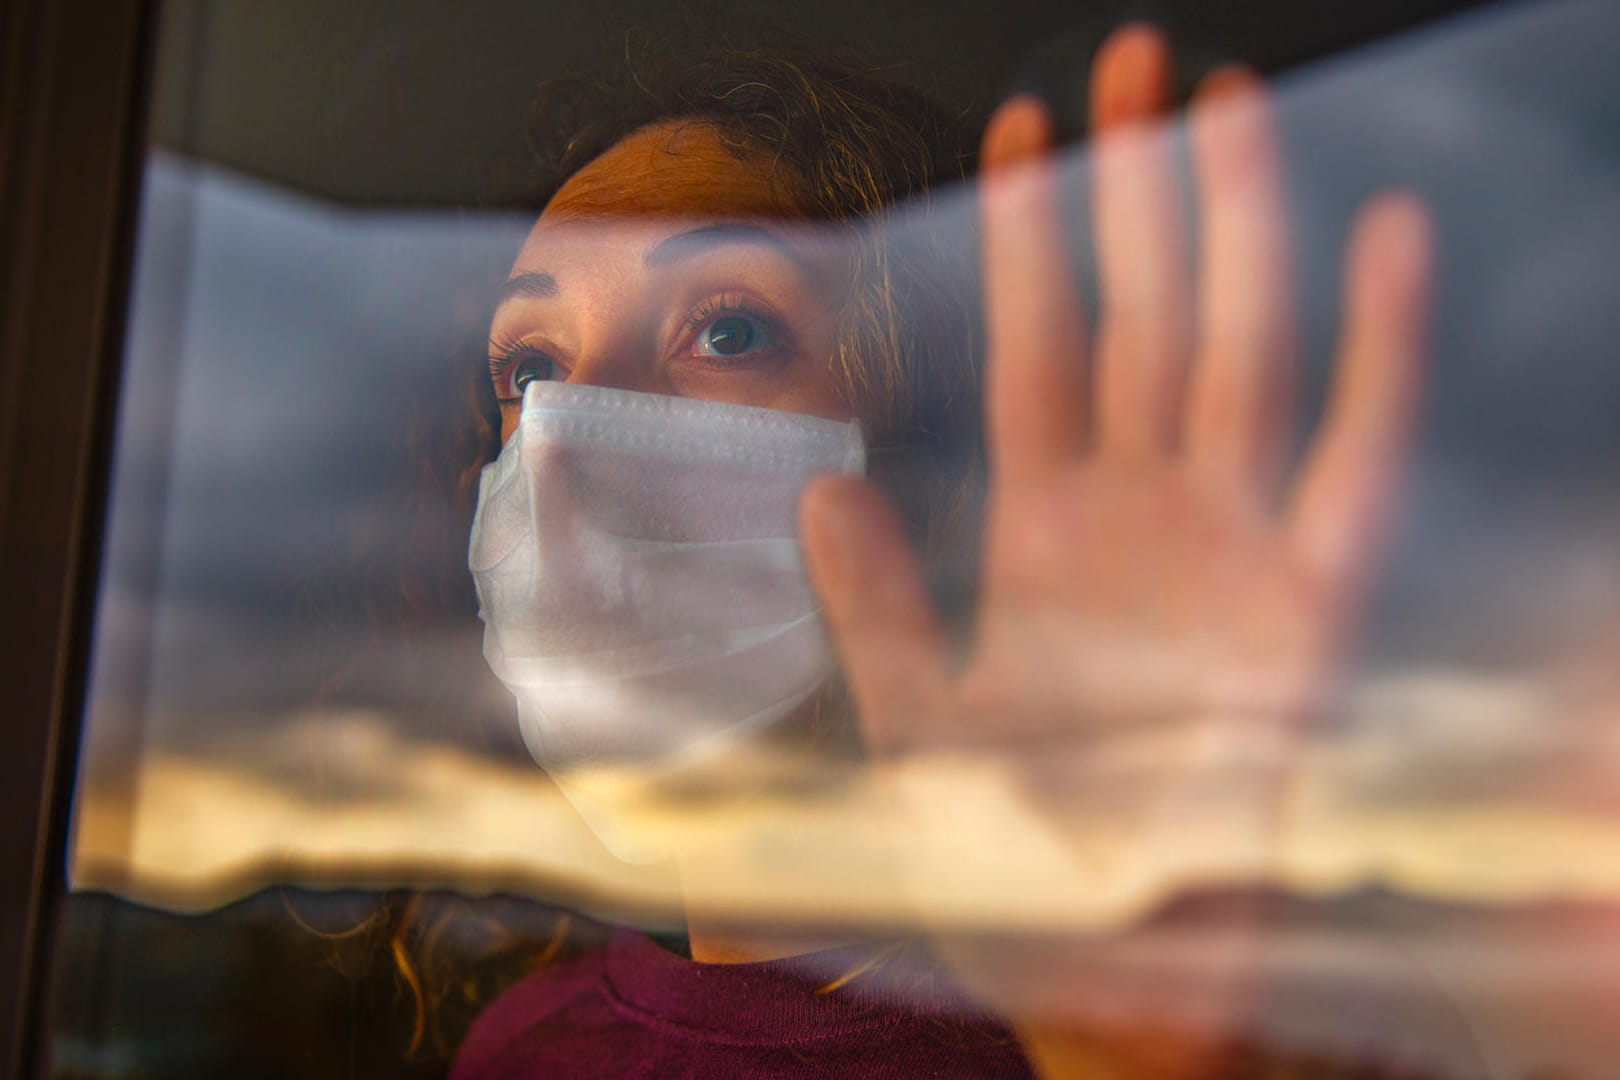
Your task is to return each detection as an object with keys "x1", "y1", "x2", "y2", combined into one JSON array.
[
  {"x1": 983, "y1": 96, "x2": 1055, "y2": 172},
  {"x1": 798, "y1": 471, "x2": 847, "y2": 518},
  {"x1": 1093, "y1": 22, "x2": 1173, "y2": 128},
  {"x1": 1364, "y1": 191, "x2": 1435, "y2": 265},
  {"x1": 1190, "y1": 64, "x2": 1271, "y2": 155},
  {"x1": 1099, "y1": 23, "x2": 1172, "y2": 80},
  {"x1": 800, "y1": 473, "x2": 862, "y2": 565},
  {"x1": 1194, "y1": 63, "x2": 1262, "y2": 106},
  {"x1": 1352, "y1": 190, "x2": 1436, "y2": 318},
  {"x1": 802, "y1": 473, "x2": 909, "y2": 585}
]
